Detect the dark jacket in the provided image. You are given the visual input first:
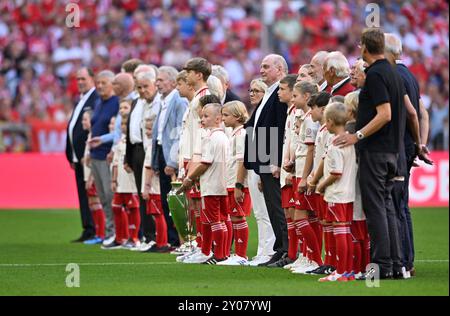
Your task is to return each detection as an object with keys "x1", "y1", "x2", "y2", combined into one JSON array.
[
  {"x1": 244, "y1": 86, "x2": 288, "y2": 174},
  {"x1": 224, "y1": 89, "x2": 241, "y2": 103},
  {"x1": 65, "y1": 89, "x2": 100, "y2": 164}
]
